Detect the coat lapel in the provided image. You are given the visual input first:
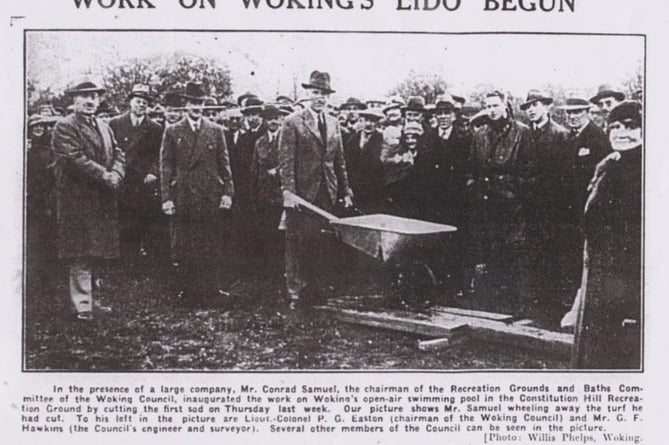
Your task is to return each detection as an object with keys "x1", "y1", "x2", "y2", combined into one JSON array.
[
  {"x1": 302, "y1": 110, "x2": 324, "y2": 147},
  {"x1": 76, "y1": 114, "x2": 107, "y2": 163},
  {"x1": 187, "y1": 119, "x2": 210, "y2": 170}
]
